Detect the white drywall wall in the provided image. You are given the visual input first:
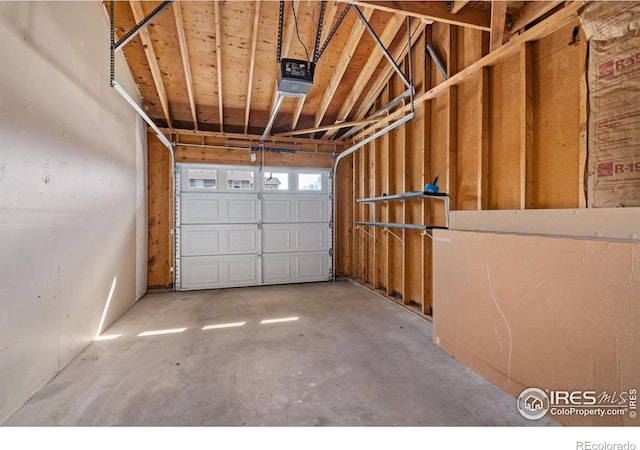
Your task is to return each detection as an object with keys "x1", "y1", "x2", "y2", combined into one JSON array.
[{"x1": 0, "y1": 1, "x2": 147, "y2": 422}]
